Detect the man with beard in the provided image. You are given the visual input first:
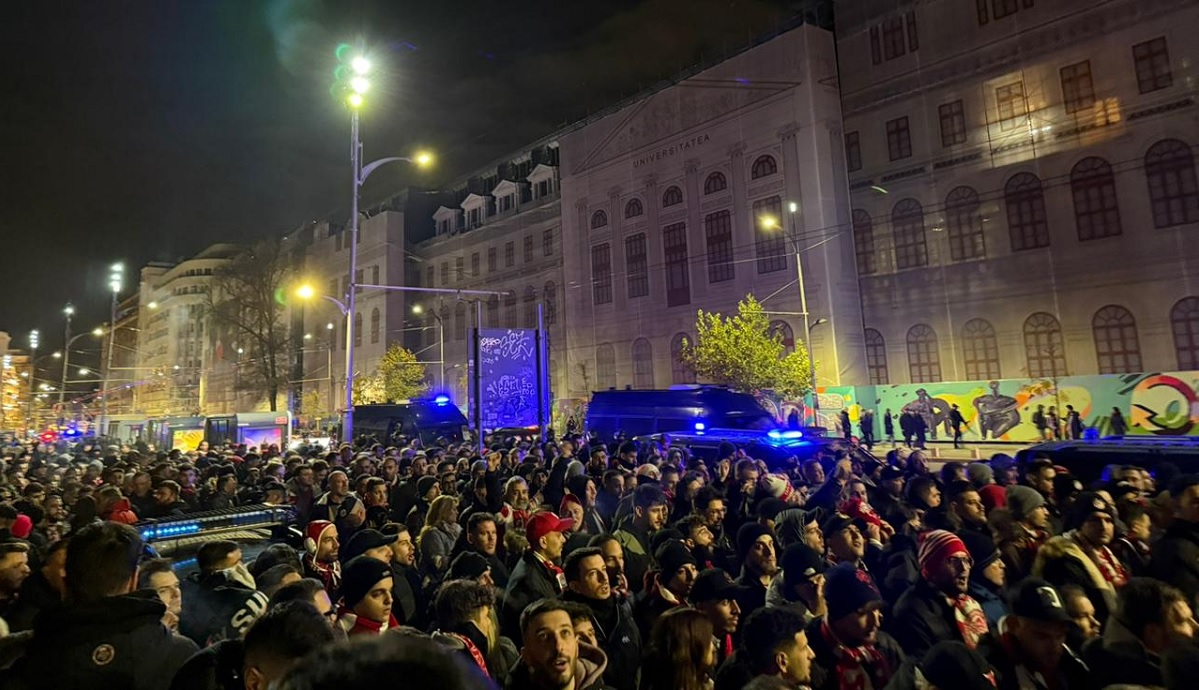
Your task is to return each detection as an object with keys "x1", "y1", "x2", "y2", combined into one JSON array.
[
  {"x1": 734, "y1": 523, "x2": 780, "y2": 619},
  {"x1": 0, "y1": 537, "x2": 32, "y2": 623},
  {"x1": 691, "y1": 568, "x2": 749, "y2": 667},
  {"x1": 301, "y1": 520, "x2": 342, "y2": 600},
  {"x1": 805, "y1": 563, "x2": 904, "y2": 690},
  {"x1": 942, "y1": 480, "x2": 989, "y2": 535},
  {"x1": 507, "y1": 599, "x2": 609, "y2": 690},
  {"x1": 286, "y1": 464, "x2": 318, "y2": 526},
  {"x1": 614, "y1": 484, "x2": 669, "y2": 595},
  {"x1": 315, "y1": 469, "x2": 365, "y2": 552},
  {"x1": 767, "y1": 543, "x2": 828, "y2": 626},
  {"x1": 360, "y1": 477, "x2": 390, "y2": 530},
  {"x1": 1033, "y1": 492, "x2": 1126, "y2": 625},
  {"x1": 997, "y1": 485, "x2": 1052, "y2": 582},
  {"x1": 457, "y1": 512, "x2": 511, "y2": 588},
  {"x1": 694, "y1": 486, "x2": 737, "y2": 573},
  {"x1": 503, "y1": 511, "x2": 575, "y2": 641},
  {"x1": 564, "y1": 547, "x2": 641, "y2": 690},
  {"x1": 980, "y1": 578, "x2": 1091, "y2": 690},
  {"x1": 634, "y1": 540, "x2": 698, "y2": 641},
  {"x1": 892, "y1": 530, "x2": 990, "y2": 659},
  {"x1": 499, "y1": 476, "x2": 532, "y2": 531},
  {"x1": 5, "y1": 538, "x2": 66, "y2": 632},
  {"x1": 381, "y1": 522, "x2": 425, "y2": 628}
]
